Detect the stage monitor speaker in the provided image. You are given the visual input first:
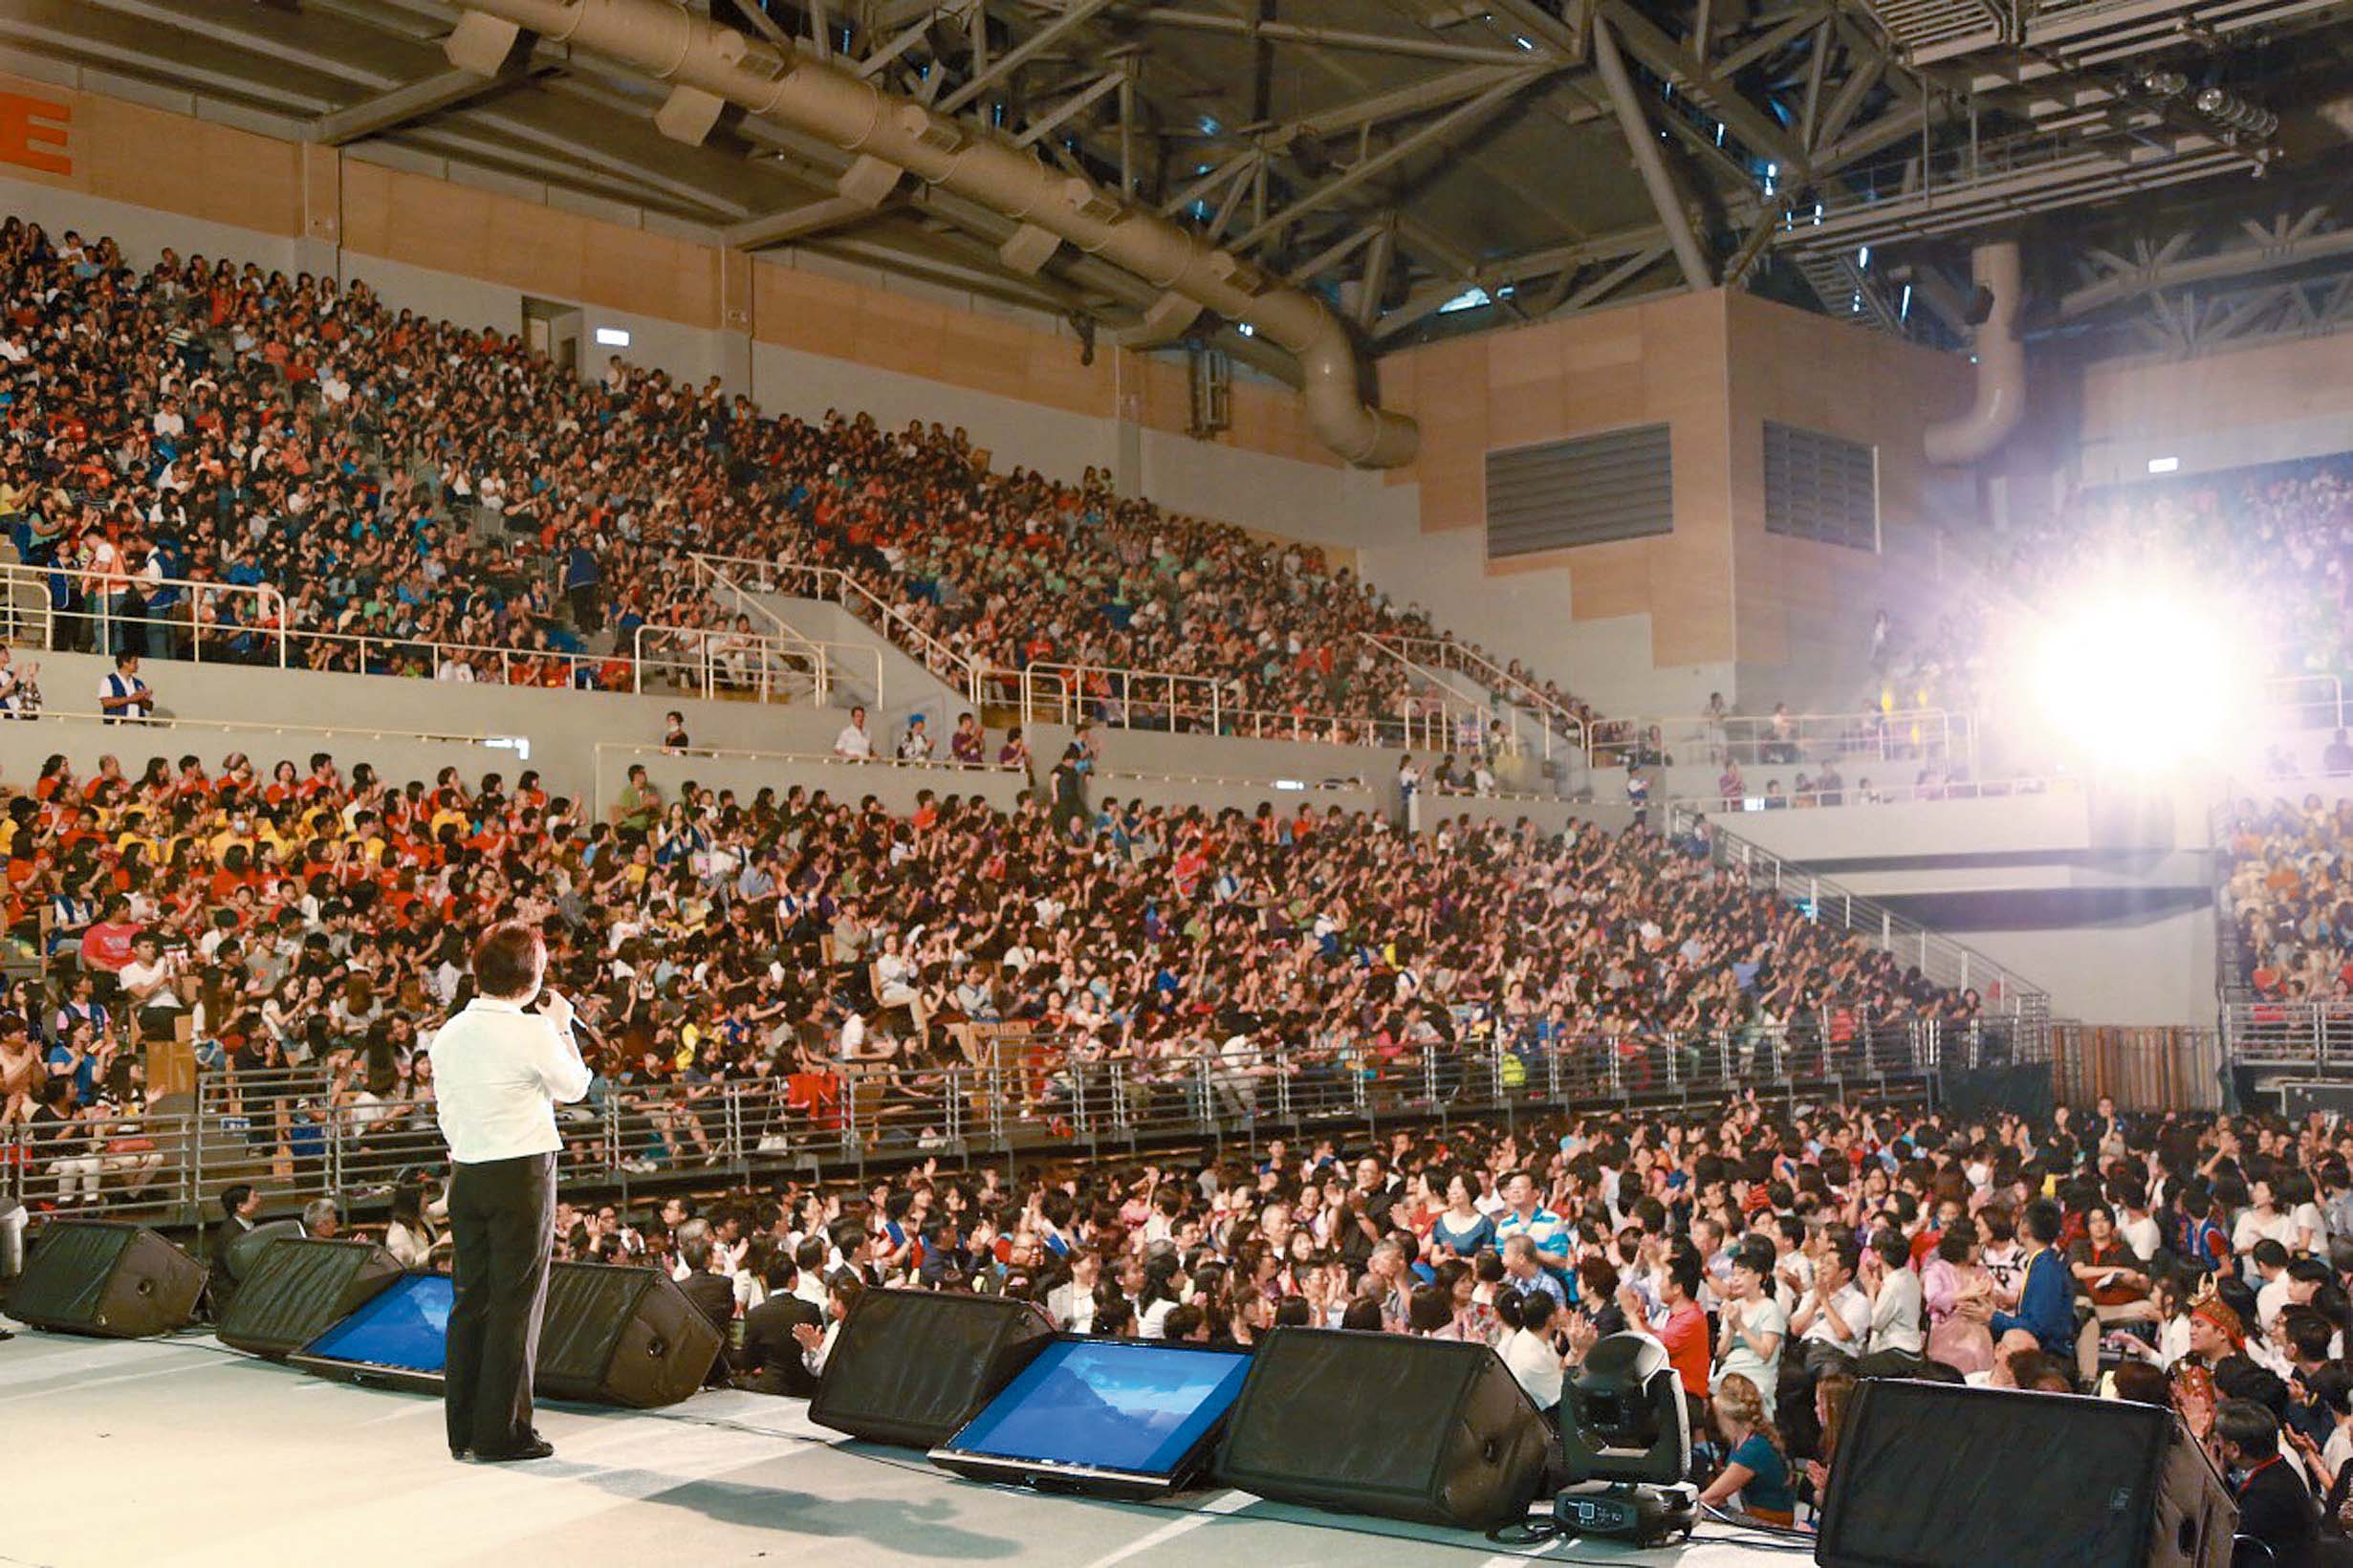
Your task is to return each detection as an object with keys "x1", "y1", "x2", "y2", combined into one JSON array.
[
  {"x1": 1817, "y1": 1380, "x2": 2234, "y2": 1568},
  {"x1": 10, "y1": 1221, "x2": 205, "y2": 1339},
  {"x1": 218, "y1": 1237, "x2": 405, "y2": 1359},
  {"x1": 534, "y1": 1262, "x2": 724, "y2": 1409},
  {"x1": 1213, "y1": 1327, "x2": 1552, "y2": 1529},
  {"x1": 810, "y1": 1288, "x2": 1056, "y2": 1448}
]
